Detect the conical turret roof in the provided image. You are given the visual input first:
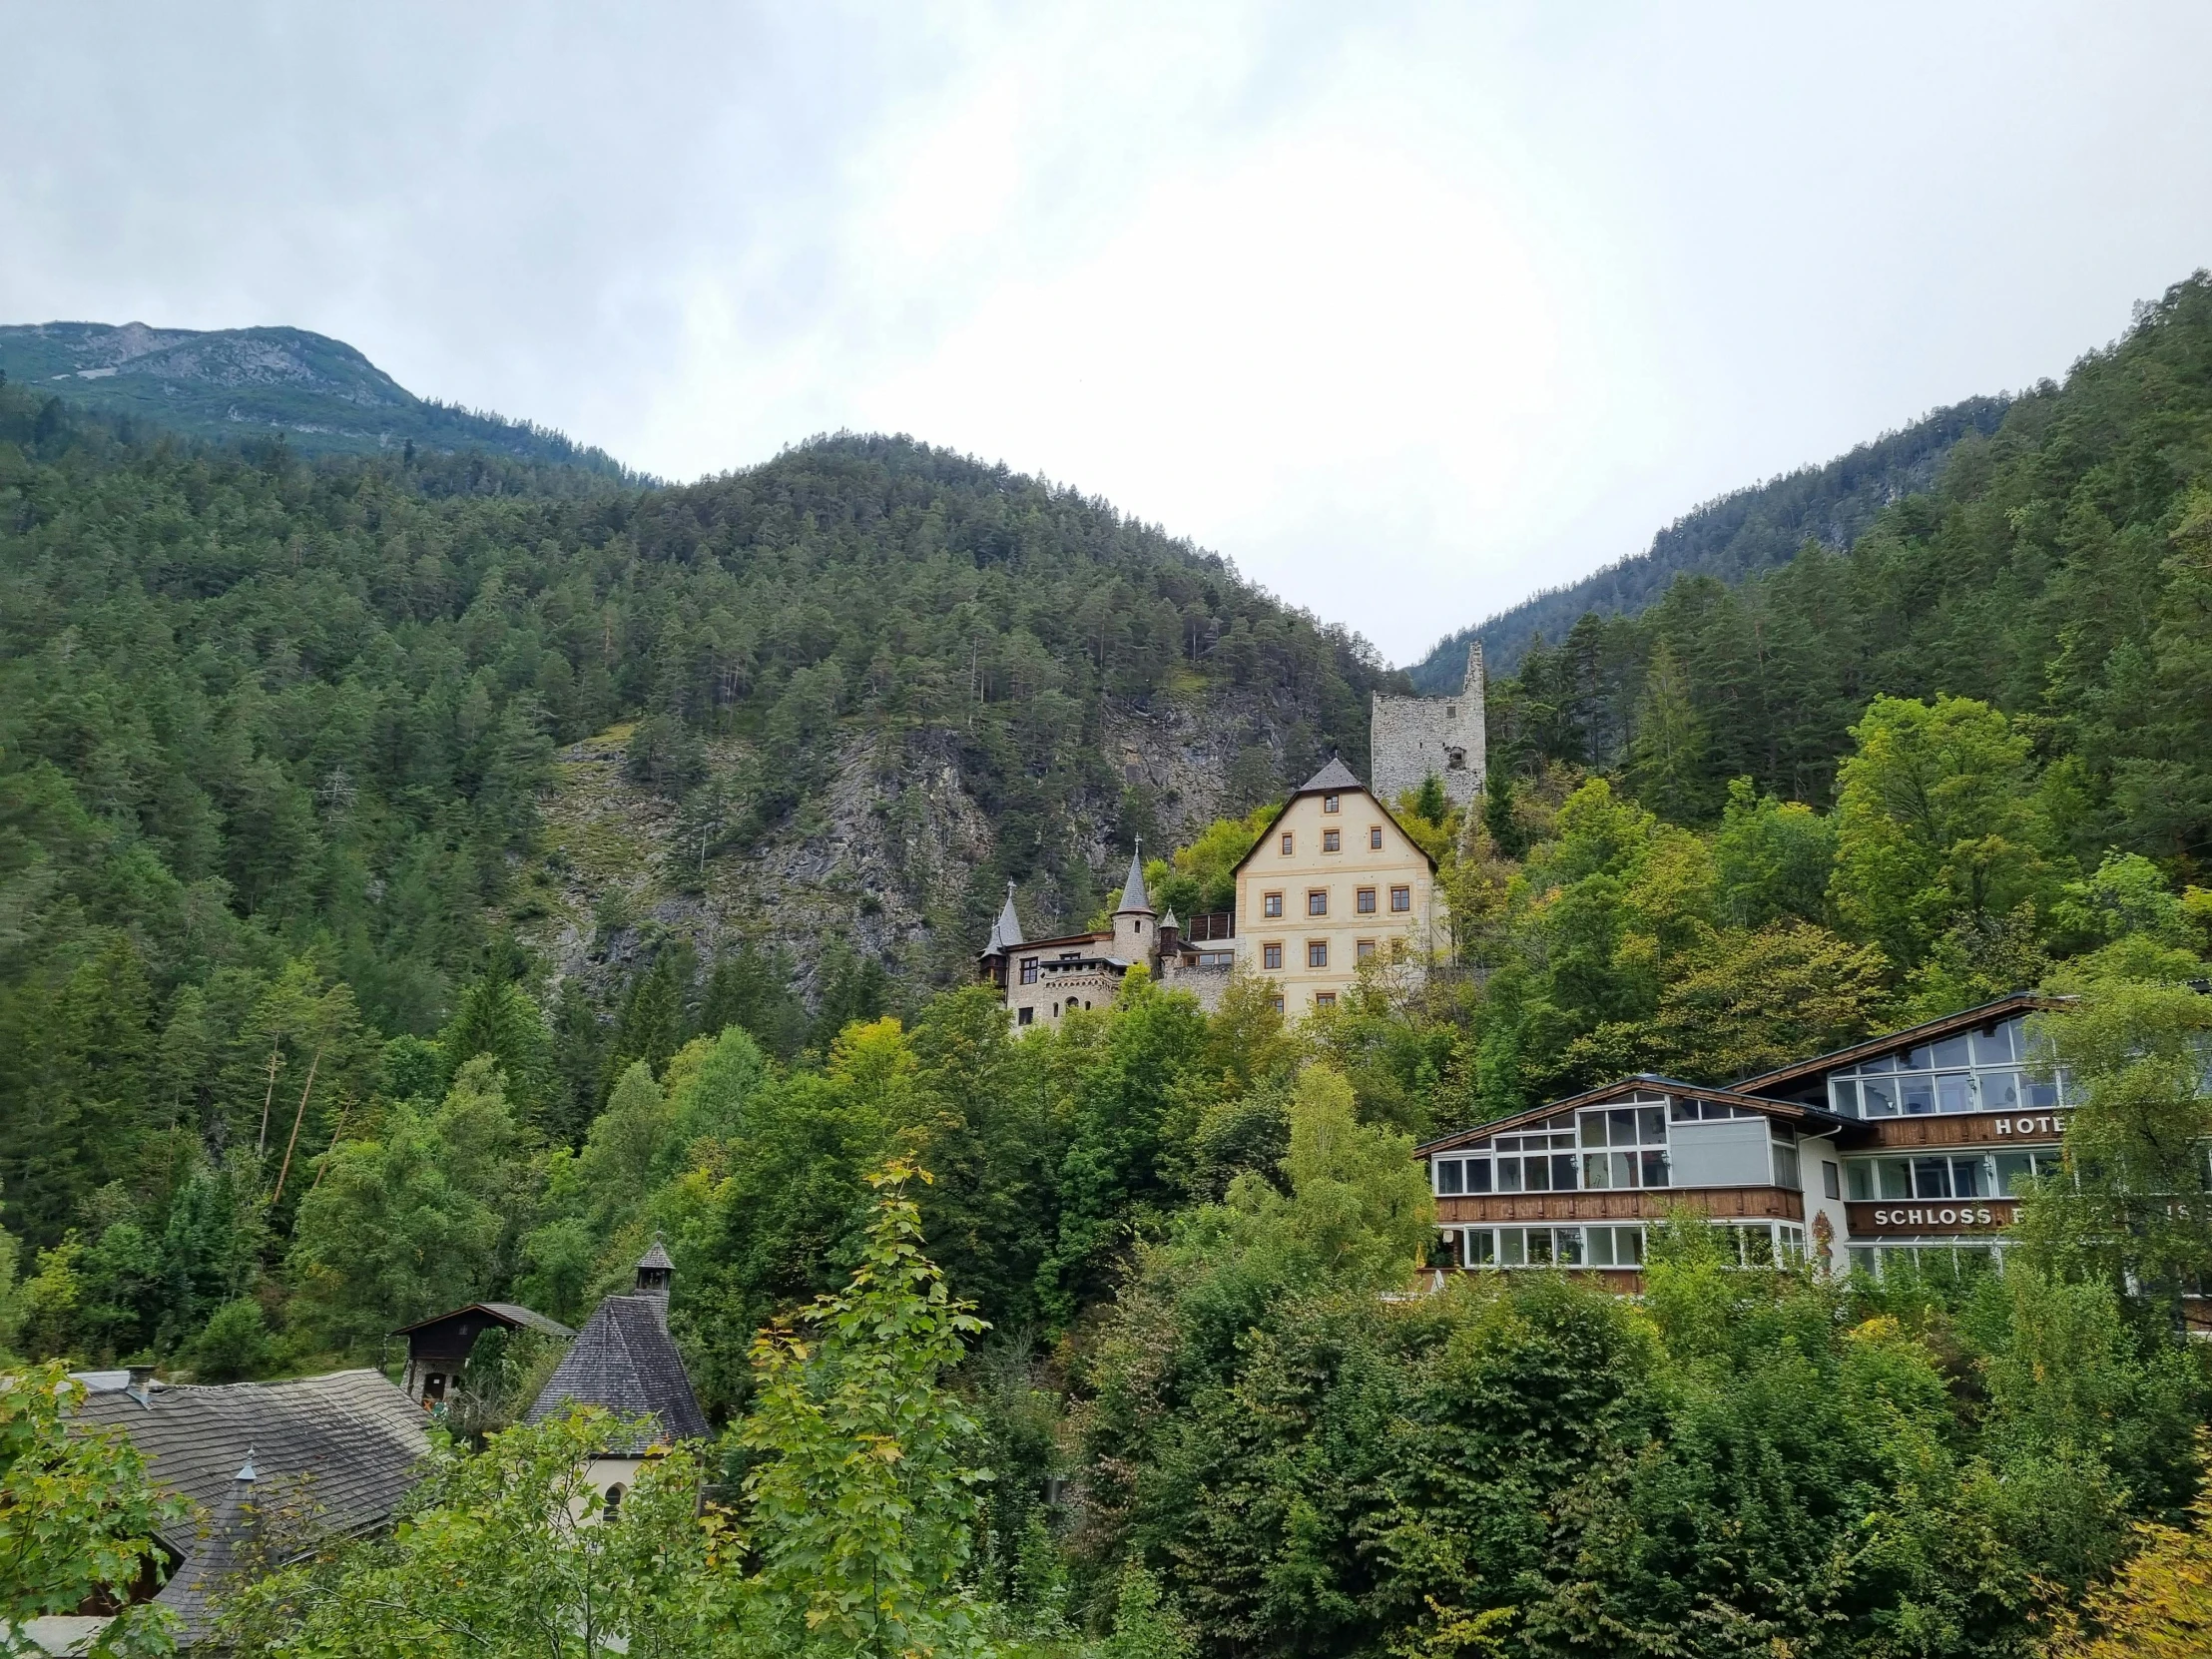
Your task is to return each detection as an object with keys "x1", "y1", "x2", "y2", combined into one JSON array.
[
  {"x1": 1115, "y1": 840, "x2": 1152, "y2": 914},
  {"x1": 982, "y1": 882, "x2": 1024, "y2": 955}
]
